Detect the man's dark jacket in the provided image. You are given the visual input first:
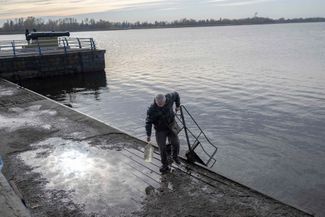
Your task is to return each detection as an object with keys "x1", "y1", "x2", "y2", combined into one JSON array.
[{"x1": 145, "y1": 92, "x2": 180, "y2": 137}]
